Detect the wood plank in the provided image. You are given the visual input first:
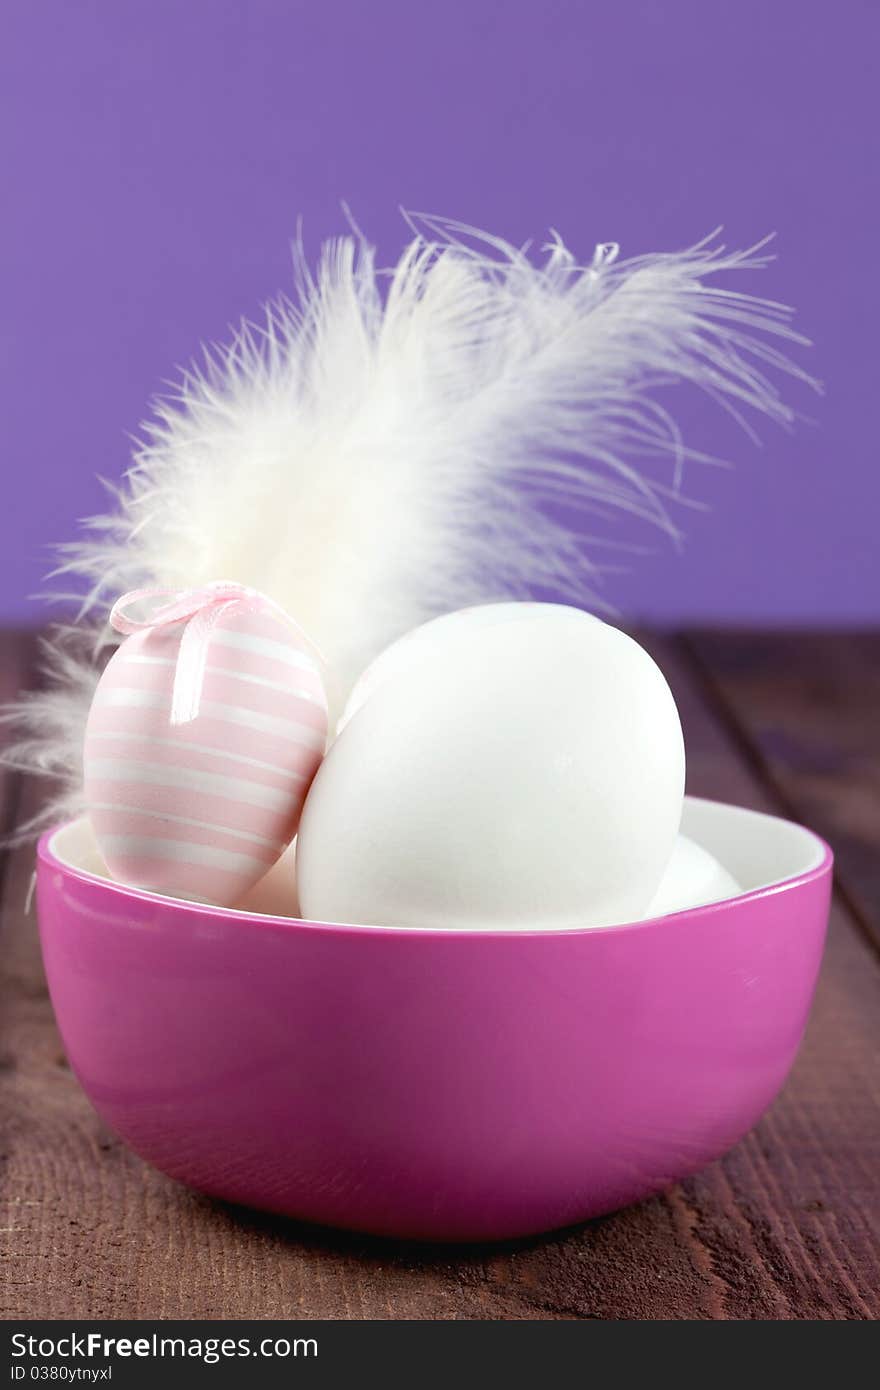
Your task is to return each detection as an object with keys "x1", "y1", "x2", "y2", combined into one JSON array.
[
  {"x1": 684, "y1": 630, "x2": 880, "y2": 953},
  {"x1": 1, "y1": 630, "x2": 878, "y2": 1319},
  {"x1": 0, "y1": 630, "x2": 35, "y2": 839},
  {"x1": 0, "y1": 630, "x2": 39, "y2": 1001},
  {"x1": 651, "y1": 636, "x2": 880, "y2": 1318}
]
